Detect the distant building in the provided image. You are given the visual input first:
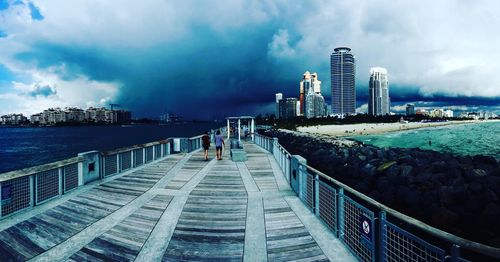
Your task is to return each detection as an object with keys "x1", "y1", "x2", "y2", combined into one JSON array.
[
  {"x1": 275, "y1": 93, "x2": 283, "y2": 119},
  {"x1": 415, "y1": 109, "x2": 429, "y2": 116},
  {"x1": 368, "y1": 67, "x2": 390, "y2": 116},
  {"x1": 430, "y1": 109, "x2": 445, "y2": 118},
  {"x1": 278, "y1": 98, "x2": 298, "y2": 119},
  {"x1": 331, "y1": 47, "x2": 356, "y2": 115},
  {"x1": 444, "y1": 110, "x2": 453, "y2": 118},
  {"x1": 406, "y1": 104, "x2": 416, "y2": 116},
  {"x1": 299, "y1": 71, "x2": 322, "y2": 115},
  {"x1": 0, "y1": 114, "x2": 27, "y2": 125},
  {"x1": 115, "y1": 110, "x2": 132, "y2": 124},
  {"x1": 303, "y1": 72, "x2": 326, "y2": 119}
]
